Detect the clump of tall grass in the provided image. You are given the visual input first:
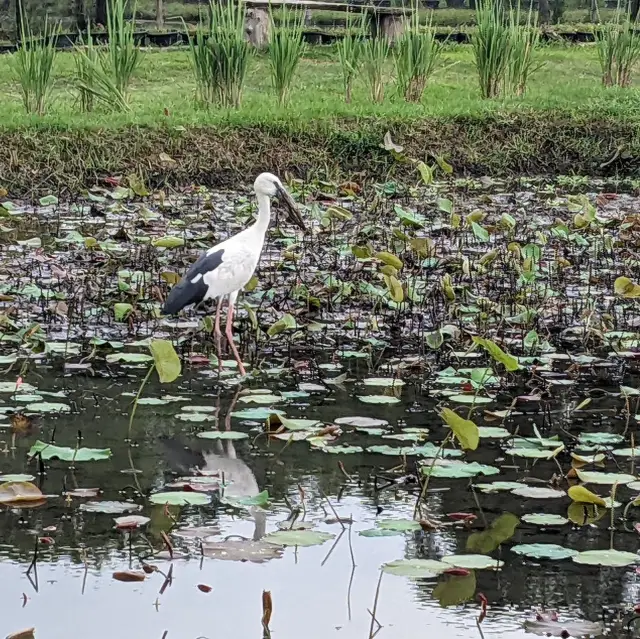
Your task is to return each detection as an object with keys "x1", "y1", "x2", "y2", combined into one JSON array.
[
  {"x1": 12, "y1": 7, "x2": 60, "y2": 115},
  {"x1": 472, "y1": 0, "x2": 510, "y2": 98},
  {"x1": 362, "y1": 35, "x2": 390, "y2": 104},
  {"x1": 595, "y1": 10, "x2": 640, "y2": 87},
  {"x1": 394, "y1": 12, "x2": 444, "y2": 102},
  {"x1": 209, "y1": 1, "x2": 251, "y2": 107},
  {"x1": 268, "y1": 5, "x2": 306, "y2": 107},
  {"x1": 73, "y1": 0, "x2": 141, "y2": 112},
  {"x1": 337, "y1": 11, "x2": 367, "y2": 103},
  {"x1": 185, "y1": 1, "x2": 250, "y2": 108},
  {"x1": 507, "y1": 8, "x2": 541, "y2": 96}
]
